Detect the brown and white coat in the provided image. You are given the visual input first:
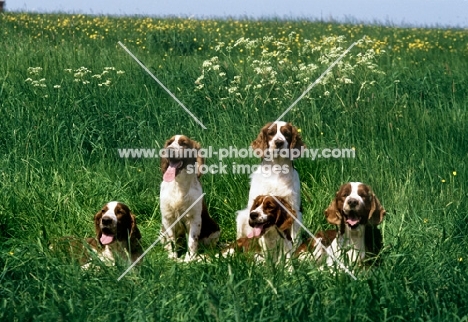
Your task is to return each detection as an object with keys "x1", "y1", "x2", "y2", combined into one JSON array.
[
  {"x1": 89, "y1": 201, "x2": 143, "y2": 266},
  {"x1": 318, "y1": 182, "x2": 386, "y2": 267},
  {"x1": 242, "y1": 195, "x2": 297, "y2": 262},
  {"x1": 236, "y1": 121, "x2": 305, "y2": 246},
  {"x1": 160, "y1": 135, "x2": 220, "y2": 261}
]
